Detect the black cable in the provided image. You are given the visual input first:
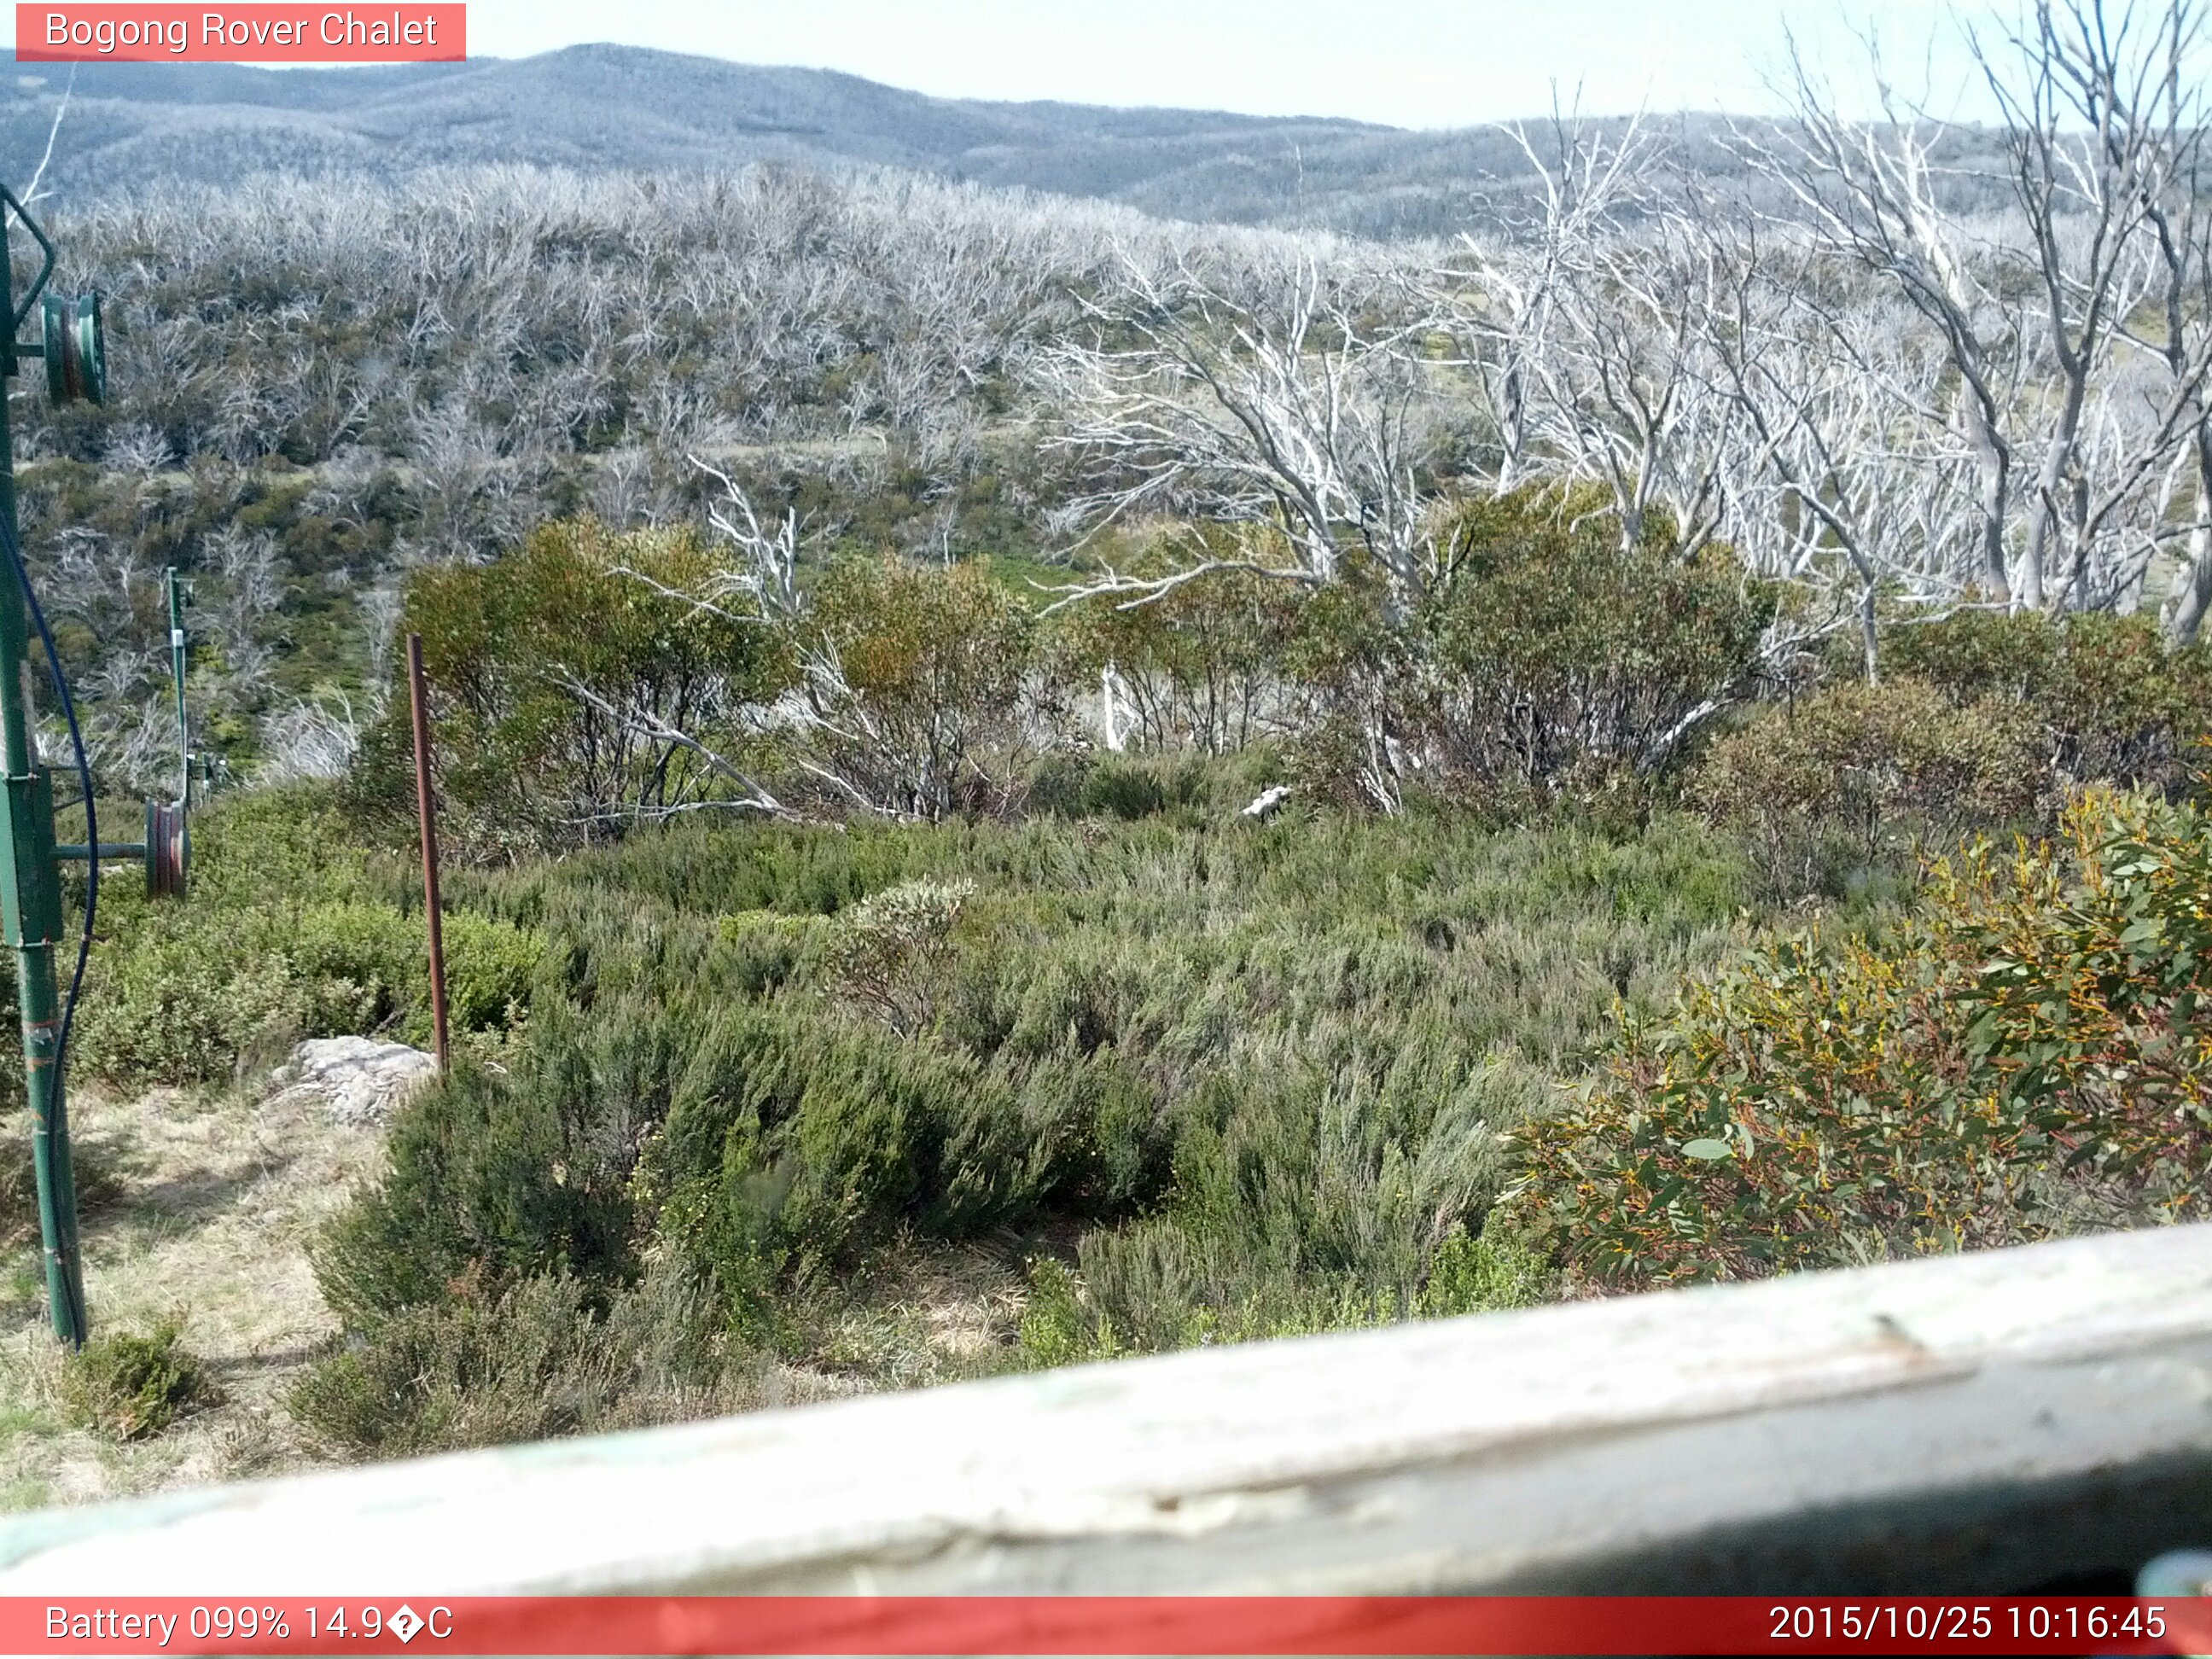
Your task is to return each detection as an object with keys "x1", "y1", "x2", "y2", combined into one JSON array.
[{"x1": 0, "y1": 505, "x2": 95, "y2": 1343}]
